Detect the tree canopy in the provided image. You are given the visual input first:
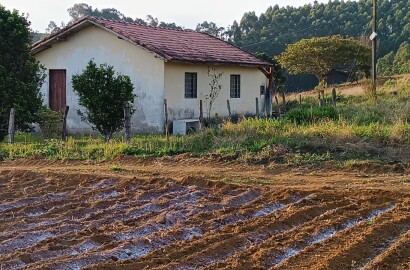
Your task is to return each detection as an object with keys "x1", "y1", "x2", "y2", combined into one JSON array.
[
  {"x1": 377, "y1": 42, "x2": 410, "y2": 75},
  {"x1": 278, "y1": 35, "x2": 370, "y2": 86},
  {"x1": 46, "y1": 3, "x2": 183, "y2": 34},
  {"x1": 228, "y1": 0, "x2": 409, "y2": 59},
  {"x1": 0, "y1": 5, "x2": 45, "y2": 141},
  {"x1": 196, "y1": 21, "x2": 226, "y2": 39}
]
